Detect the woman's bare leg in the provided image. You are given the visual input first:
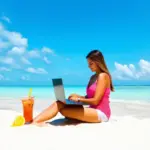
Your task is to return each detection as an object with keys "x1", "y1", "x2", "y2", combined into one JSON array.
[
  {"x1": 32, "y1": 101, "x2": 65, "y2": 124},
  {"x1": 60, "y1": 106, "x2": 101, "y2": 123}
]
